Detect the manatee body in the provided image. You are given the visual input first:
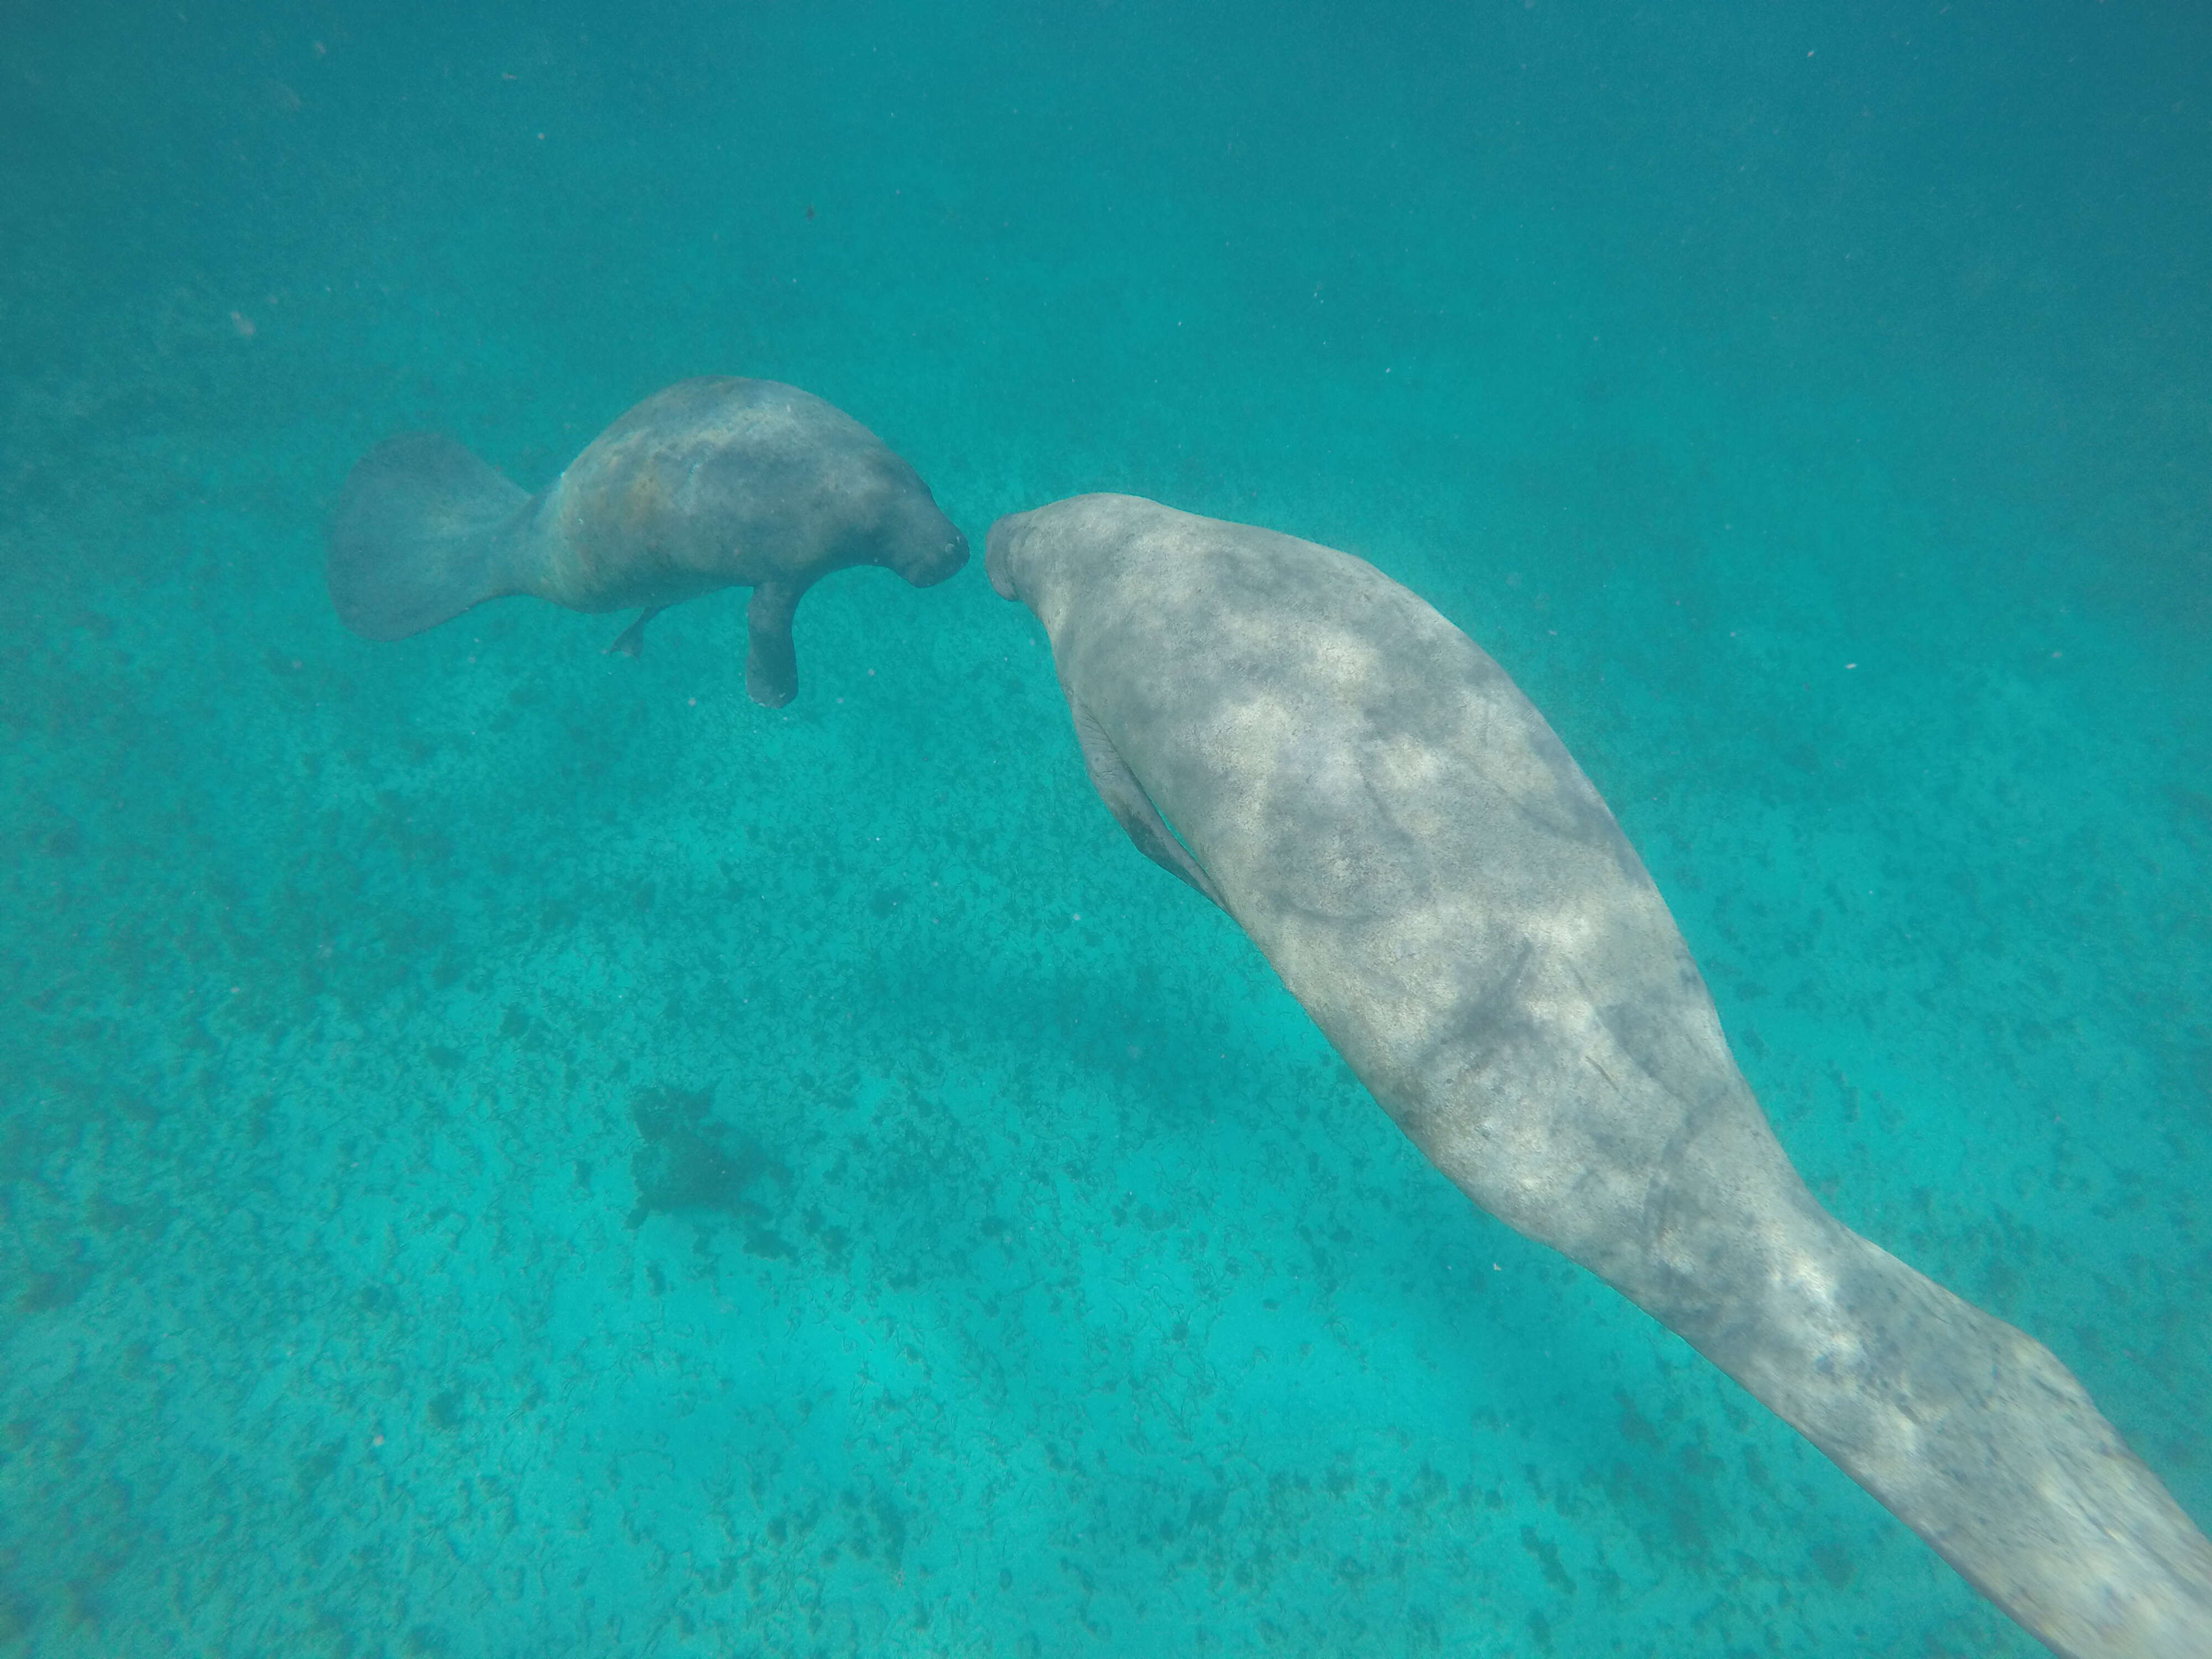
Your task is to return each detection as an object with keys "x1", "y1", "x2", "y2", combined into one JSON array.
[
  {"x1": 986, "y1": 492, "x2": 2212, "y2": 1659},
  {"x1": 327, "y1": 377, "x2": 967, "y2": 707}
]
